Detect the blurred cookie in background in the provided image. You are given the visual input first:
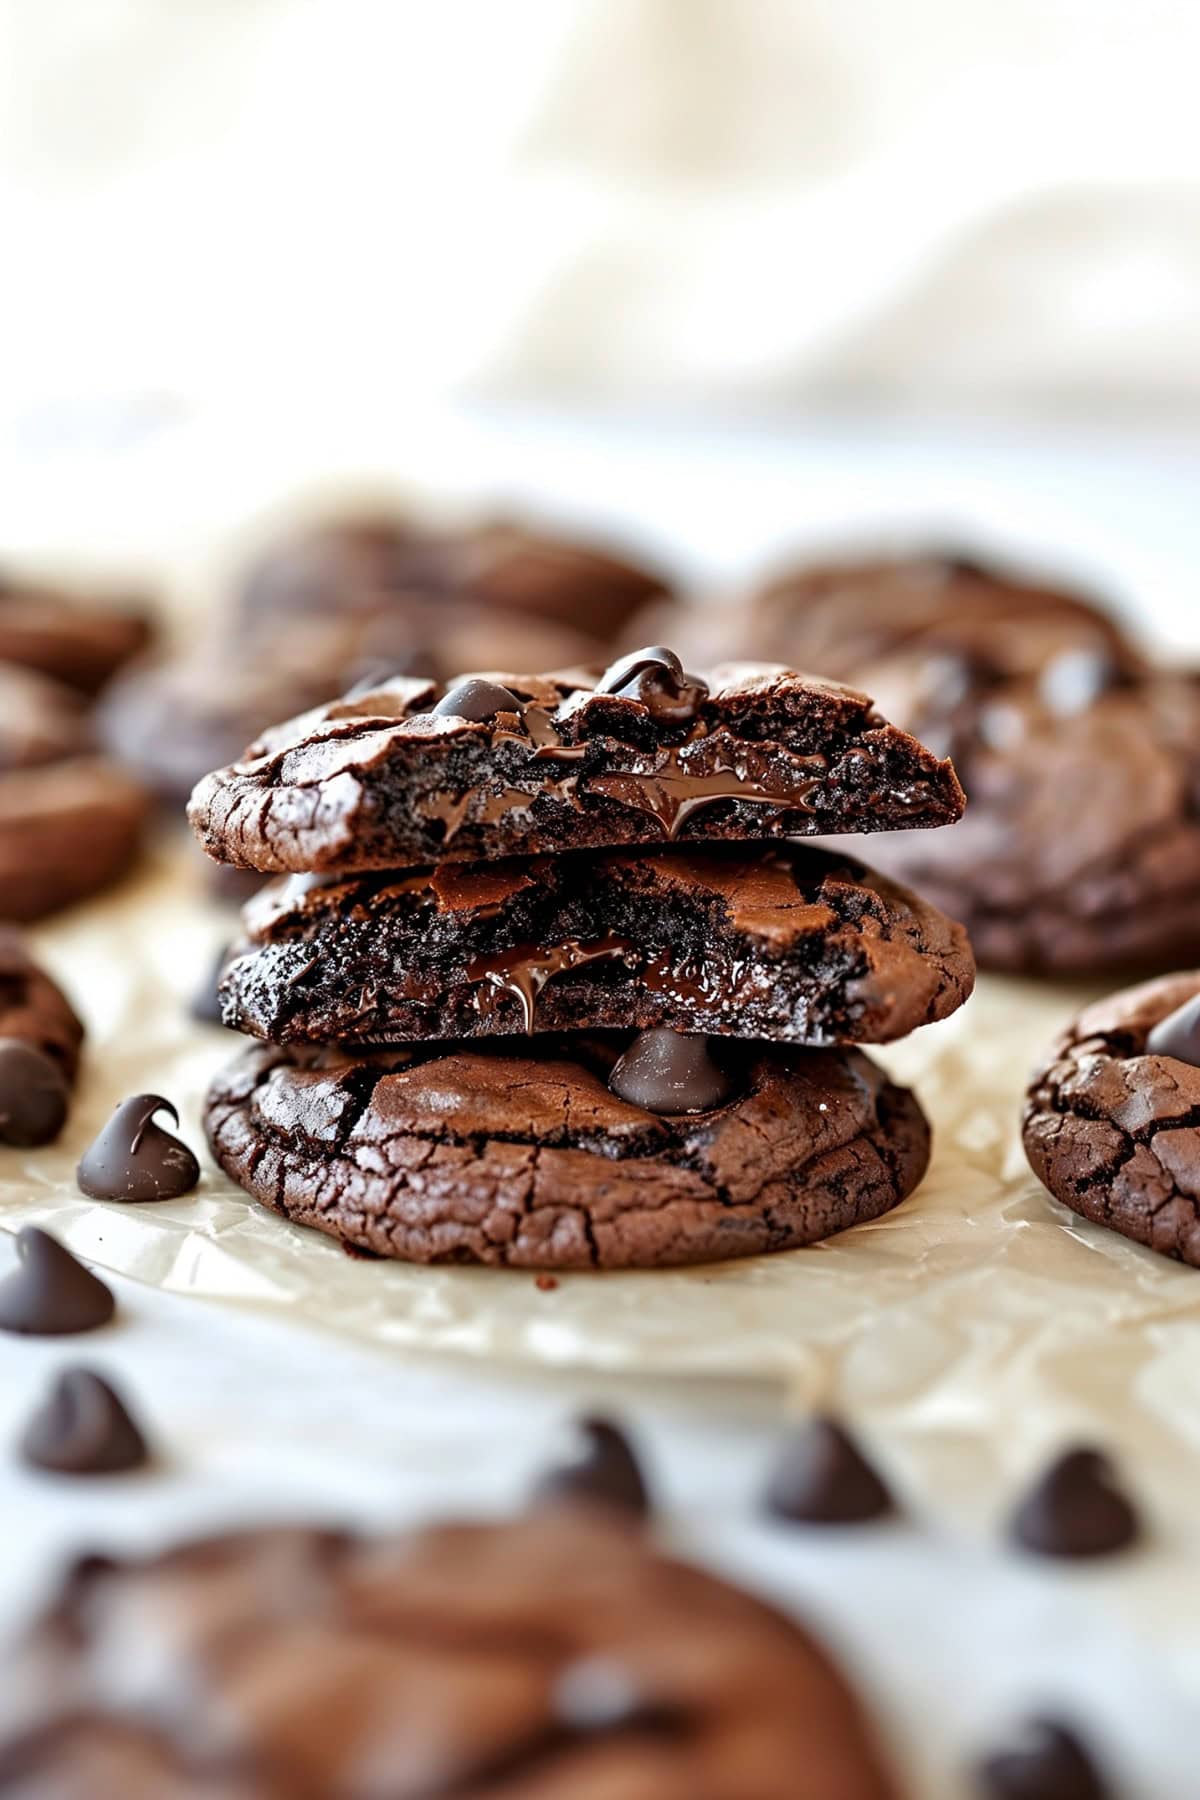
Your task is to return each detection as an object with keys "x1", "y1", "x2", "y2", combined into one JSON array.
[
  {"x1": 627, "y1": 549, "x2": 1137, "y2": 689},
  {"x1": 0, "y1": 570, "x2": 153, "y2": 694},
  {"x1": 0, "y1": 758, "x2": 148, "y2": 922},
  {"x1": 235, "y1": 511, "x2": 673, "y2": 643},
  {"x1": 0, "y1": 665, "x2": 94, "y2": 772}
]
